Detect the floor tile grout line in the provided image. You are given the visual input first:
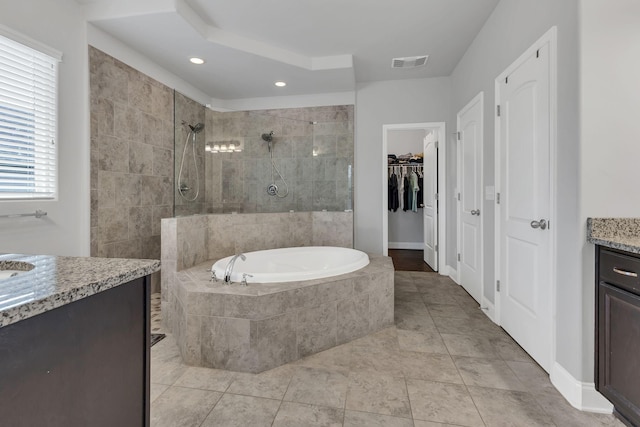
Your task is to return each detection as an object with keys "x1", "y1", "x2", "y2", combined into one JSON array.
[
  {"x1": 445, "y1": 338, "x2": 489, "y2": 427},
  {"x1": 401, "y1": 376, "x2": 415, "y2": 424},
  {"x1": 462, "y1": 382, "x2": 489, "y2": 427},
  {"x1": 194, "y1": 388, "x2": 223, "y2": 427},
  {"x1": 149, "y1": 383, "x2": 171, "y2": 406},
  {"x1": 270, "y1": 399, "x2": 285, "y2": 427}
]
